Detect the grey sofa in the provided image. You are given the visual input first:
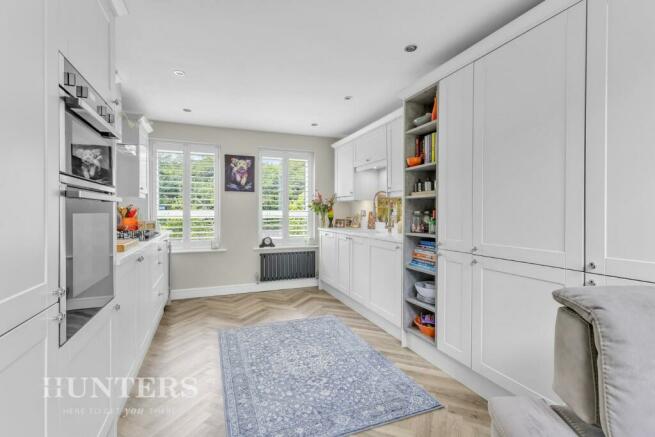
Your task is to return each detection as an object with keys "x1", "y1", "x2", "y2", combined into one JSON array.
[{"x1": 489, "y1": 286, "x2": 655, "y2": 437}]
